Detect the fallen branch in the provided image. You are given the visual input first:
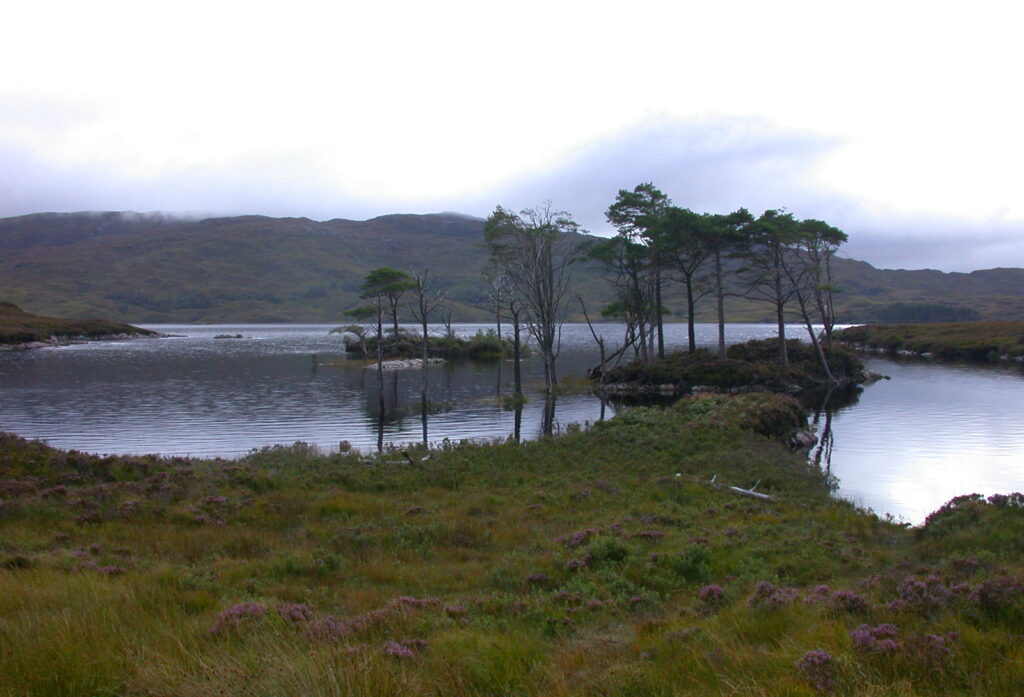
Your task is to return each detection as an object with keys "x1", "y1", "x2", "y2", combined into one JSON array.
[{"x1": 705, "y1": 474, "x2": 774, "y2": 500}]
